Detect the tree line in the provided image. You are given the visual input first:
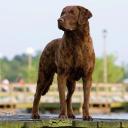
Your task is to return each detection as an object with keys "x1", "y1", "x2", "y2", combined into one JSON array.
[{"x1": 0, "y1": 51, "x2": 127, "y2": 83}]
